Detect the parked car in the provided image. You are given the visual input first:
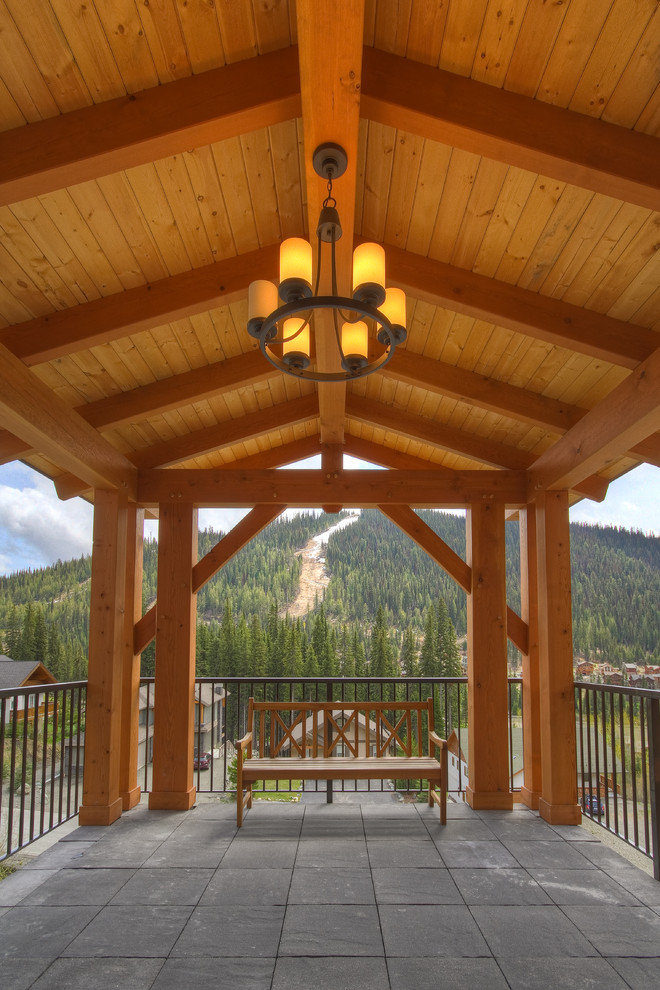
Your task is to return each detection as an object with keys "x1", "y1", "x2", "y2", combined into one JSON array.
[
  {"x1": 584, "y1": 795, "x2": 605, "y2": 816},
  {"x1": 193, "y1": 751, "x2": 212, "y2": 771}
]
